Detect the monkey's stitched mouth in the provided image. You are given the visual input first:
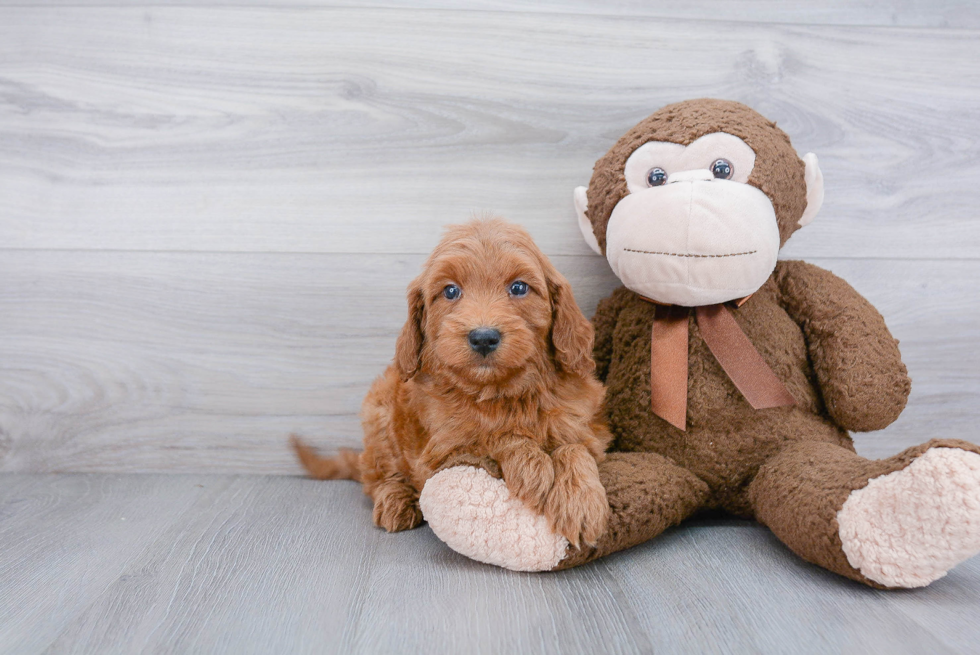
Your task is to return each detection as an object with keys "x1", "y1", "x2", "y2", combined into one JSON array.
[{"x1": 623, "y1": 248, "x2": 757, "y2": 258}]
